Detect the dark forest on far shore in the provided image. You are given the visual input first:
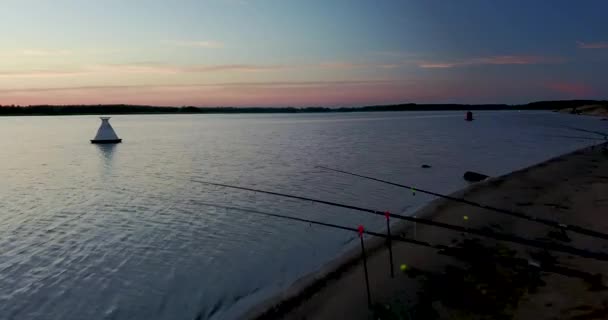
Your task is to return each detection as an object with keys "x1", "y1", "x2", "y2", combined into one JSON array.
[{"x1": 0, "y1": 100, "x2": 606, "y2": 116}]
